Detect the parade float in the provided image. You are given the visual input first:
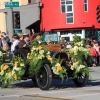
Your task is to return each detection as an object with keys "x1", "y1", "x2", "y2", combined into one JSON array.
[{"x1": 0, "y1": 35, "x2": 90, "y2": 90}]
